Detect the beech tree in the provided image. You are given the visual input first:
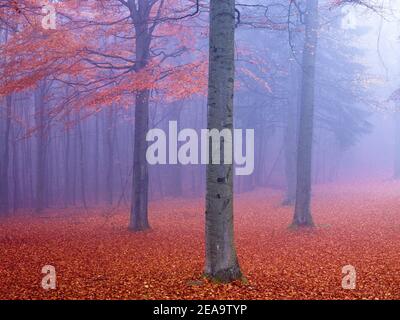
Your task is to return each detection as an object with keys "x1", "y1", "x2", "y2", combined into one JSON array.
[
  {"x1": 204, "y1": 0, "x2": 242, "y2": 282},
  {"x1": 34, "y1": 80, "x2": 48, "y2": 213},
  {"x1": 0, "y1": 93, "x2": 11, "y2": 215},
  {"x1": 292, "y1": 0, "x2": 319, "y2": 227},
  {"x1": 0, "y1": 16, "x2": 12, "y2": 216}
]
